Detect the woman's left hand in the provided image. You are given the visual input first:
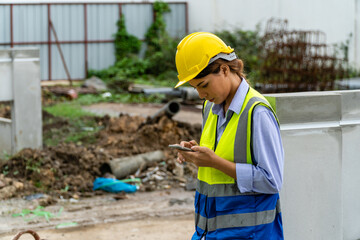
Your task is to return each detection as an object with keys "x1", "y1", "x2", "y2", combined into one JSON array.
[
  {"x1": 180, "y1": 146, "x2": 218, "y2": 168},
  {"x1": 179, "y1": 145, "x2": 237, "y2": 179}
]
